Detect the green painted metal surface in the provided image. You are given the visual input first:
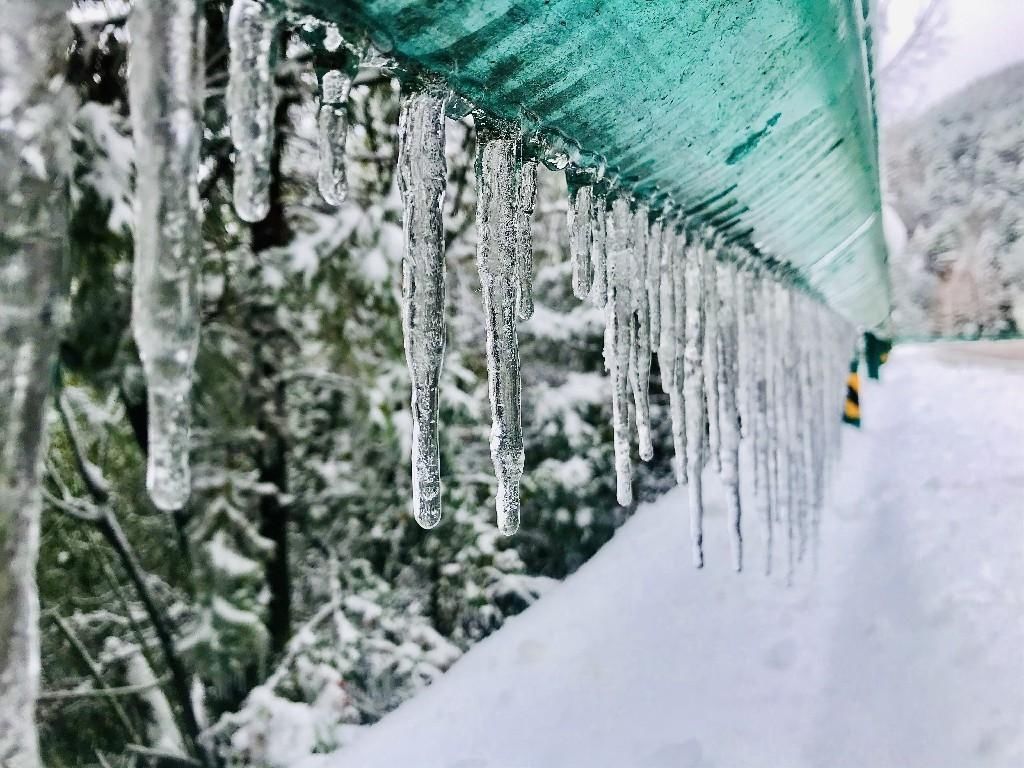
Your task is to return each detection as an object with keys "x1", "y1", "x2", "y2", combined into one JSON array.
[{"x1": 307, "y1": 0, "x2": 891, "y2": 328}]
